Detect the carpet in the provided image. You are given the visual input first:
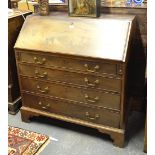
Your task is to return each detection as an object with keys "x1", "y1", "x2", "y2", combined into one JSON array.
[{"x1": 8, "y1": 126, "x2": 50, "y2": 155}]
